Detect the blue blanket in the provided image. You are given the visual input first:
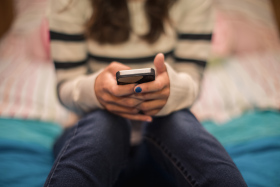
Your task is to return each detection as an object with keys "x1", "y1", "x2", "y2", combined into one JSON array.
[
  {"x1": 225, "y1": 136, "x2": 280, "y2": 187},
  {"x1": 203, "y1": 110, "x2": 280, "y2": 187},
  {"x1": 0, "y1": 119, "x2": 62, "y2": 187},
  {"x1": 0, "y1": 110, "x2": 279, "y2": 187}
]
